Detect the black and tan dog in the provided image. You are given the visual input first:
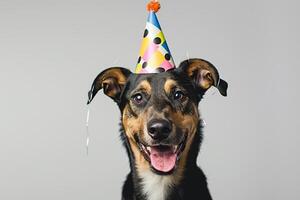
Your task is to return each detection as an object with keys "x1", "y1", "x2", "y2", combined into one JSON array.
[{"x1": 87, "y1": 58, "x2": 228, "y2": 200}]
